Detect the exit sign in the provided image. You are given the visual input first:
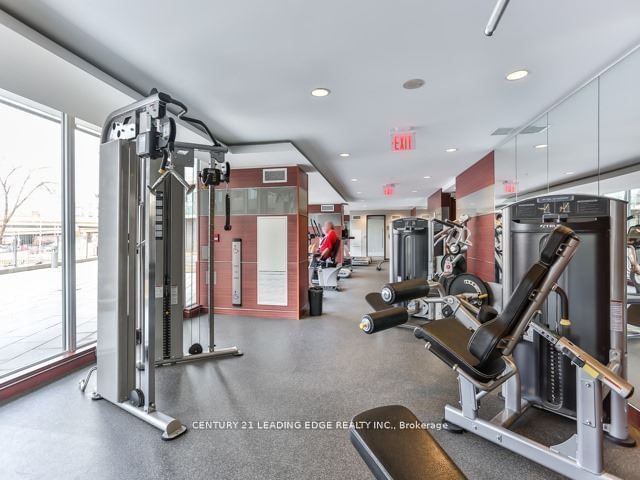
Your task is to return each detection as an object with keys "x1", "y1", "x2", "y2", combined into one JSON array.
[
  {"x1": 391, "y1": 131, "x2": 415, "y2": 151},
  {"x1": 503, "y1": 181, "x2": 517, "y2": 194}
]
